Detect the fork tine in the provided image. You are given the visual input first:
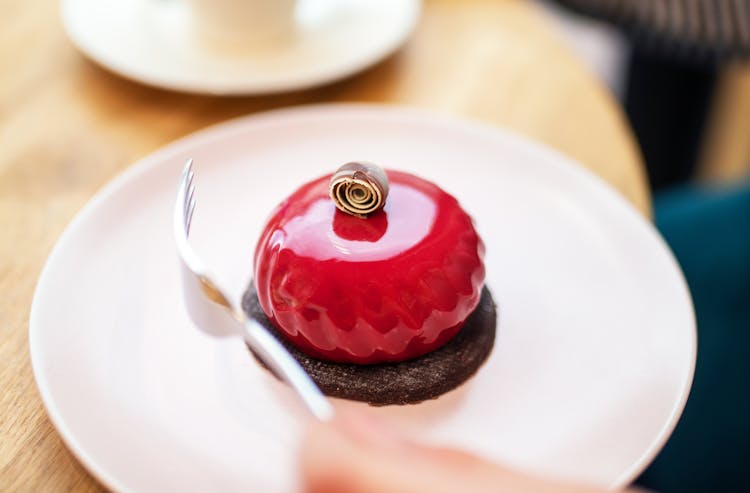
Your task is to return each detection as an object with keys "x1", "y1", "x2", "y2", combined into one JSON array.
[
  {"x1": 181, "y1": 159, "x2": 194, "y2": 207},
  {"x1": 184, "y1": 158, "x2": 194, "y2": 176},
  {"x1": 184, "y1": 183, "x2": 195, "y2": 223},
  {"x1": 184, "y1": 175, "x2": 195, "y2": 213},
  {"x1": 186, "y1": 195, "x2": 197, "y2": 233},
  {"x1": 182, "y1": 159, "x2": 196, "y2": 233}
]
